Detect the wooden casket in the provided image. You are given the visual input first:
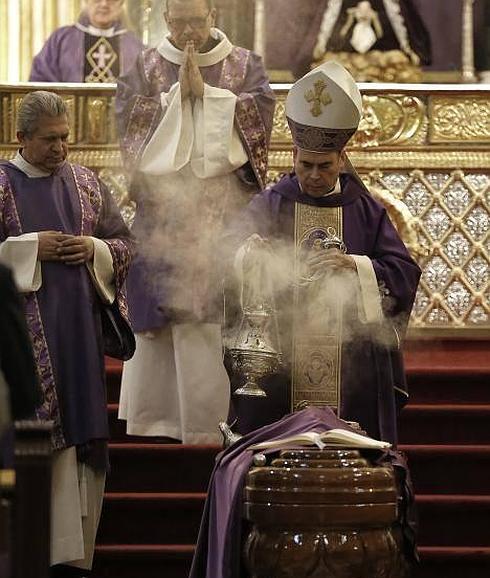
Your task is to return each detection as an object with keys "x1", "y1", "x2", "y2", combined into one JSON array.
[{"x1": 243, "y1": 448, "x2": 409, "y2": 578}]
